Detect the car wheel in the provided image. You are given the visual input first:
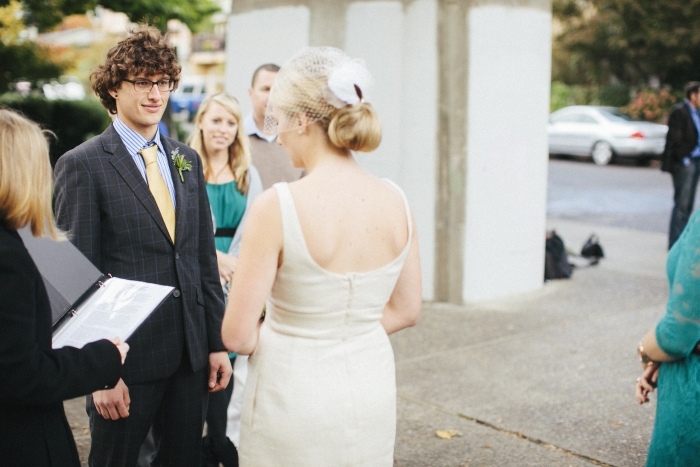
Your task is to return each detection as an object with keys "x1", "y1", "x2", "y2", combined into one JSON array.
[{"x1": 591, "y1": 141, "x2": 613, "y2": 166}]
